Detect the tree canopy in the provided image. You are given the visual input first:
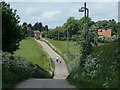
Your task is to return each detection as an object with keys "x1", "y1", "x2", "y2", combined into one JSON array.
[{"x1": 2, "y1": 2, "x2": 25, "y2": 53}]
